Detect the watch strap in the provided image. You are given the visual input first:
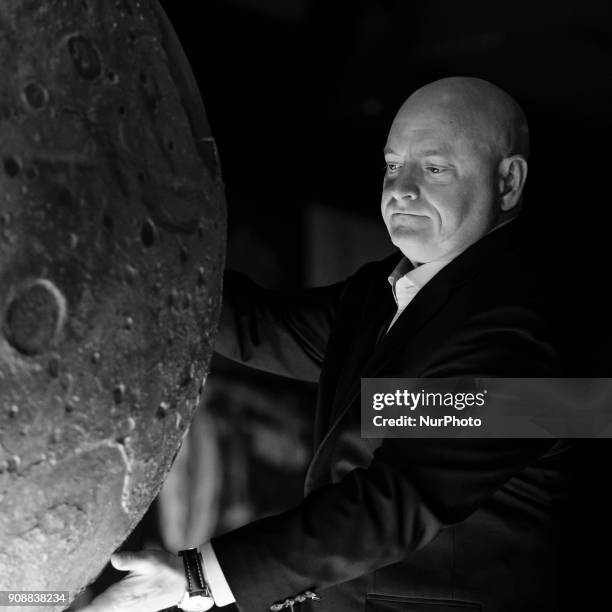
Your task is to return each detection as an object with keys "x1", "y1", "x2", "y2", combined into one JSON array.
[{"x1": 178, "y1": 547, "x2": 211, "y2": 599}]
